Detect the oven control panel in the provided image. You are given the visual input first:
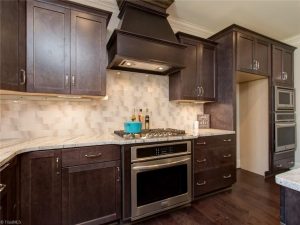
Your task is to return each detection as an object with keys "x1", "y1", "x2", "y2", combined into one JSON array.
[{"x1": 132, "y1": 142, "x2": 191, "y2": 161}]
